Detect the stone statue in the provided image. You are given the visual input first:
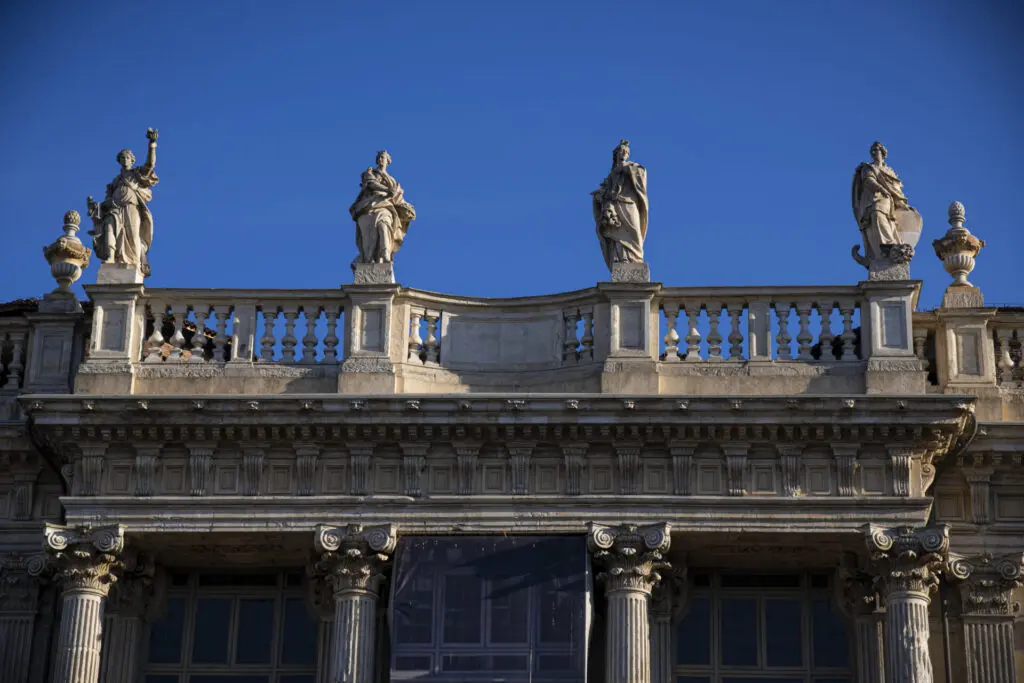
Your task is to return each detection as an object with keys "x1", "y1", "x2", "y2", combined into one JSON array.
[
  {"x1": 592, "y1": 140, "x2": 648, "y2": 276},
  {"x1": 87, "y1": 128, "x2": 159, "y2": 278},
  {"x1": 851, "y1": 141, "x2": 922, "y2": 274},
  {"x1": 349, "y1": 150, "x2": 416, "y2": 267}
]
